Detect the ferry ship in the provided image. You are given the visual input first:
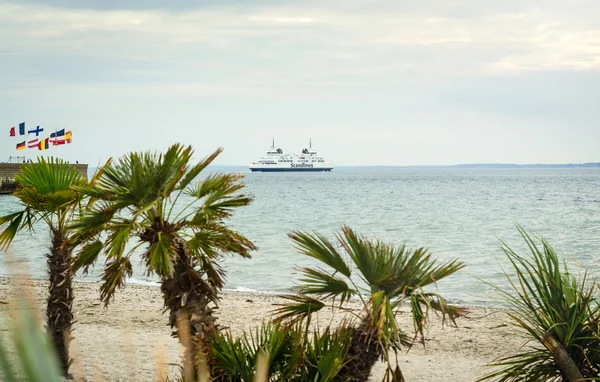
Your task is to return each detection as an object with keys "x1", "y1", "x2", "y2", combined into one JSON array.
[{"x1": 249, "y1": 139, "x2": 333, "y2": 172}]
